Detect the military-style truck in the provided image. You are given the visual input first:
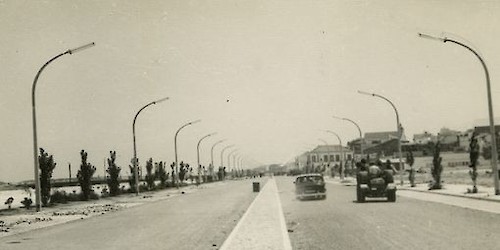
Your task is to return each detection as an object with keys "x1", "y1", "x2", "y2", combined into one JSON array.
[{"x1": 356, "y1": 165, "x2": 396, "y2": 202}]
